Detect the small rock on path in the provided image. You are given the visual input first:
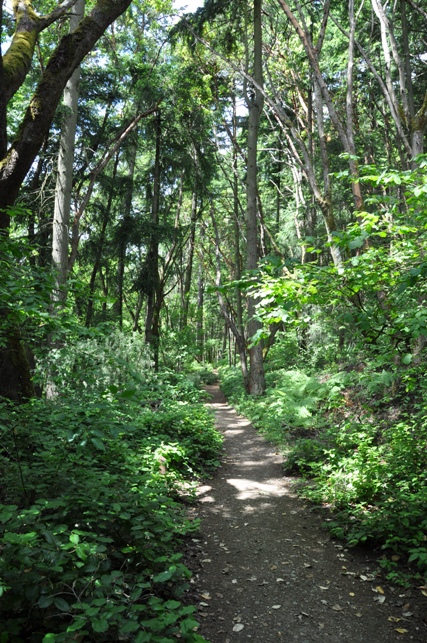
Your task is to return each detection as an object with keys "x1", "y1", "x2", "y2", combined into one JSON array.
[{"x1": 186, "y1": 385, "x2": 426, "y2": 643}]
